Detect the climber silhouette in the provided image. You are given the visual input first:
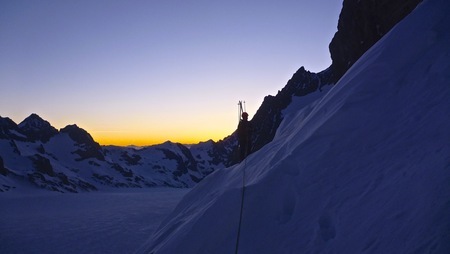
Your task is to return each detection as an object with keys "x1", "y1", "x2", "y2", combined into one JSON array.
[{"x1": 237, "y1": 112, "x2": 252, "y2": 162}]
